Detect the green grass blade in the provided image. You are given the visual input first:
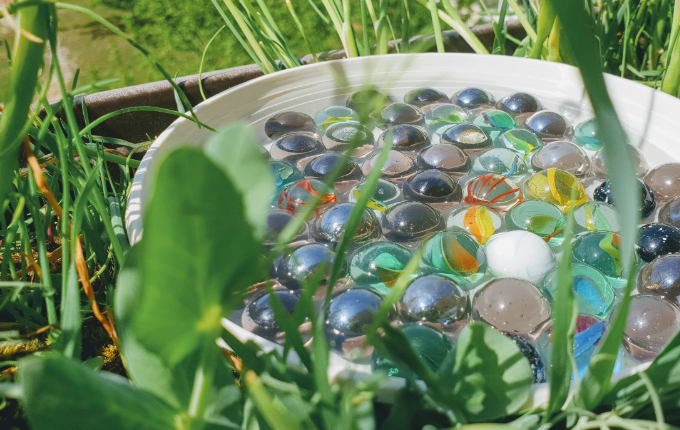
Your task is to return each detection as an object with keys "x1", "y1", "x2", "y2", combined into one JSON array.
[
  {"x1": 506, "y1": 0, "x2": 538, "y2": 42},
  {"x1": 210, "y1": 0, "x2": 265, "y2": 71},
  {"x1": 199, "y1": 25, "x2": 226, "y2": 101},
  {"x1": 427, "y1": 0, "x2": 445, "y2": 53},
  {"x1": 529, "y1": 0, "x2": 555, "y2": 59},
  {"x1": 432, "y1": 0, "x2": 490, "y2": 54}
]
